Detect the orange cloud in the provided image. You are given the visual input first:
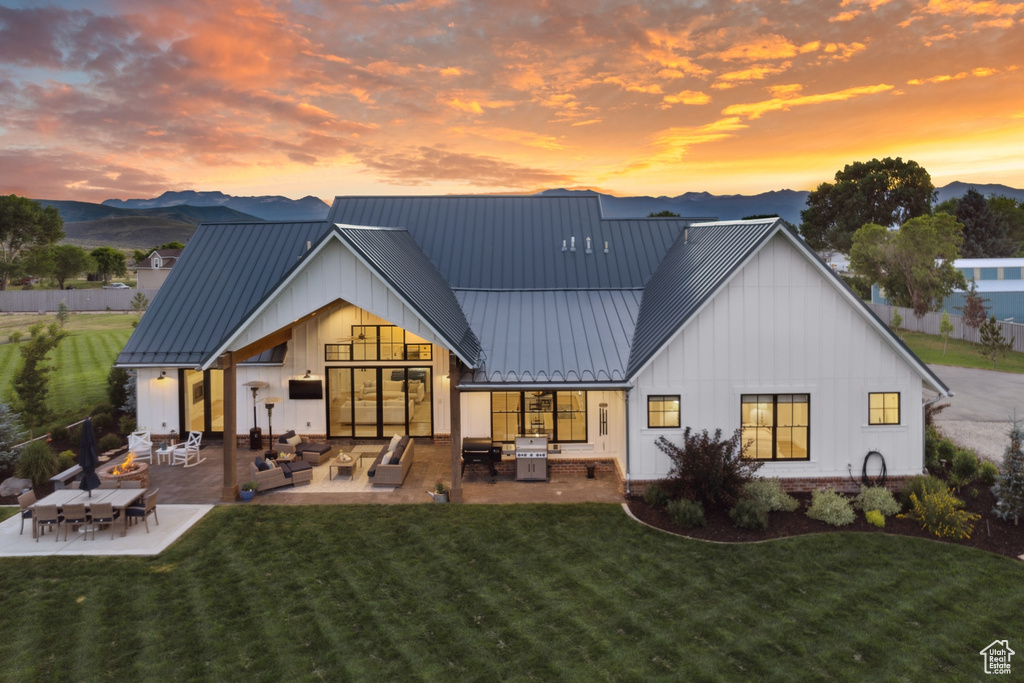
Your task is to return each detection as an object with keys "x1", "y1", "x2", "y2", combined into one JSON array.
[
  {"x1": 908, "y1": 66, "x2": 1003, "y2": 84},
  {"x1": 921, "y1": 0, "x2": 1024, "y2": 16},
  {"x1": 722, "y1": 83, "x2": 895, "y2": 119},
  {"x1": 703, "y1": 34, "x2": 813, "y2": 62},
  {"x1": 830, "y1": 11, "x2": 862, "y2": 22},
  {"x1": 662, "y1": 90, "x2": 712, "y2": 106}
]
